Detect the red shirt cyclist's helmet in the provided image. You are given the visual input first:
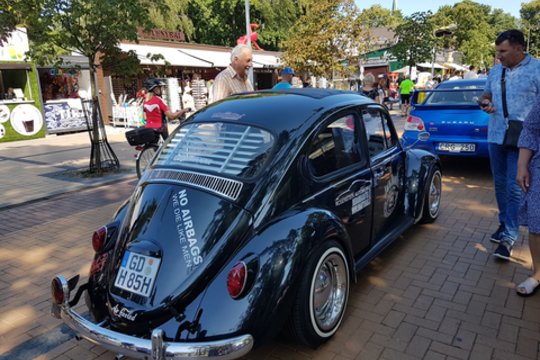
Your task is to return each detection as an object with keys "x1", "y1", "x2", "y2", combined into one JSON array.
[{"x1": 144, "y1": 78, "x2": 166, "y2": 92}]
